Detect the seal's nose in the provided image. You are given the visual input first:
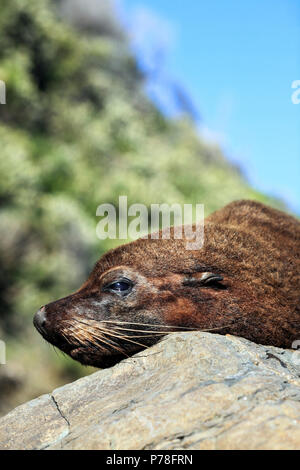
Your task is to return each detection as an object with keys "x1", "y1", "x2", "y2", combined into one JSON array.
[{"x1": 33, "y1": 306, "x2": 47, "y2": 333}]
